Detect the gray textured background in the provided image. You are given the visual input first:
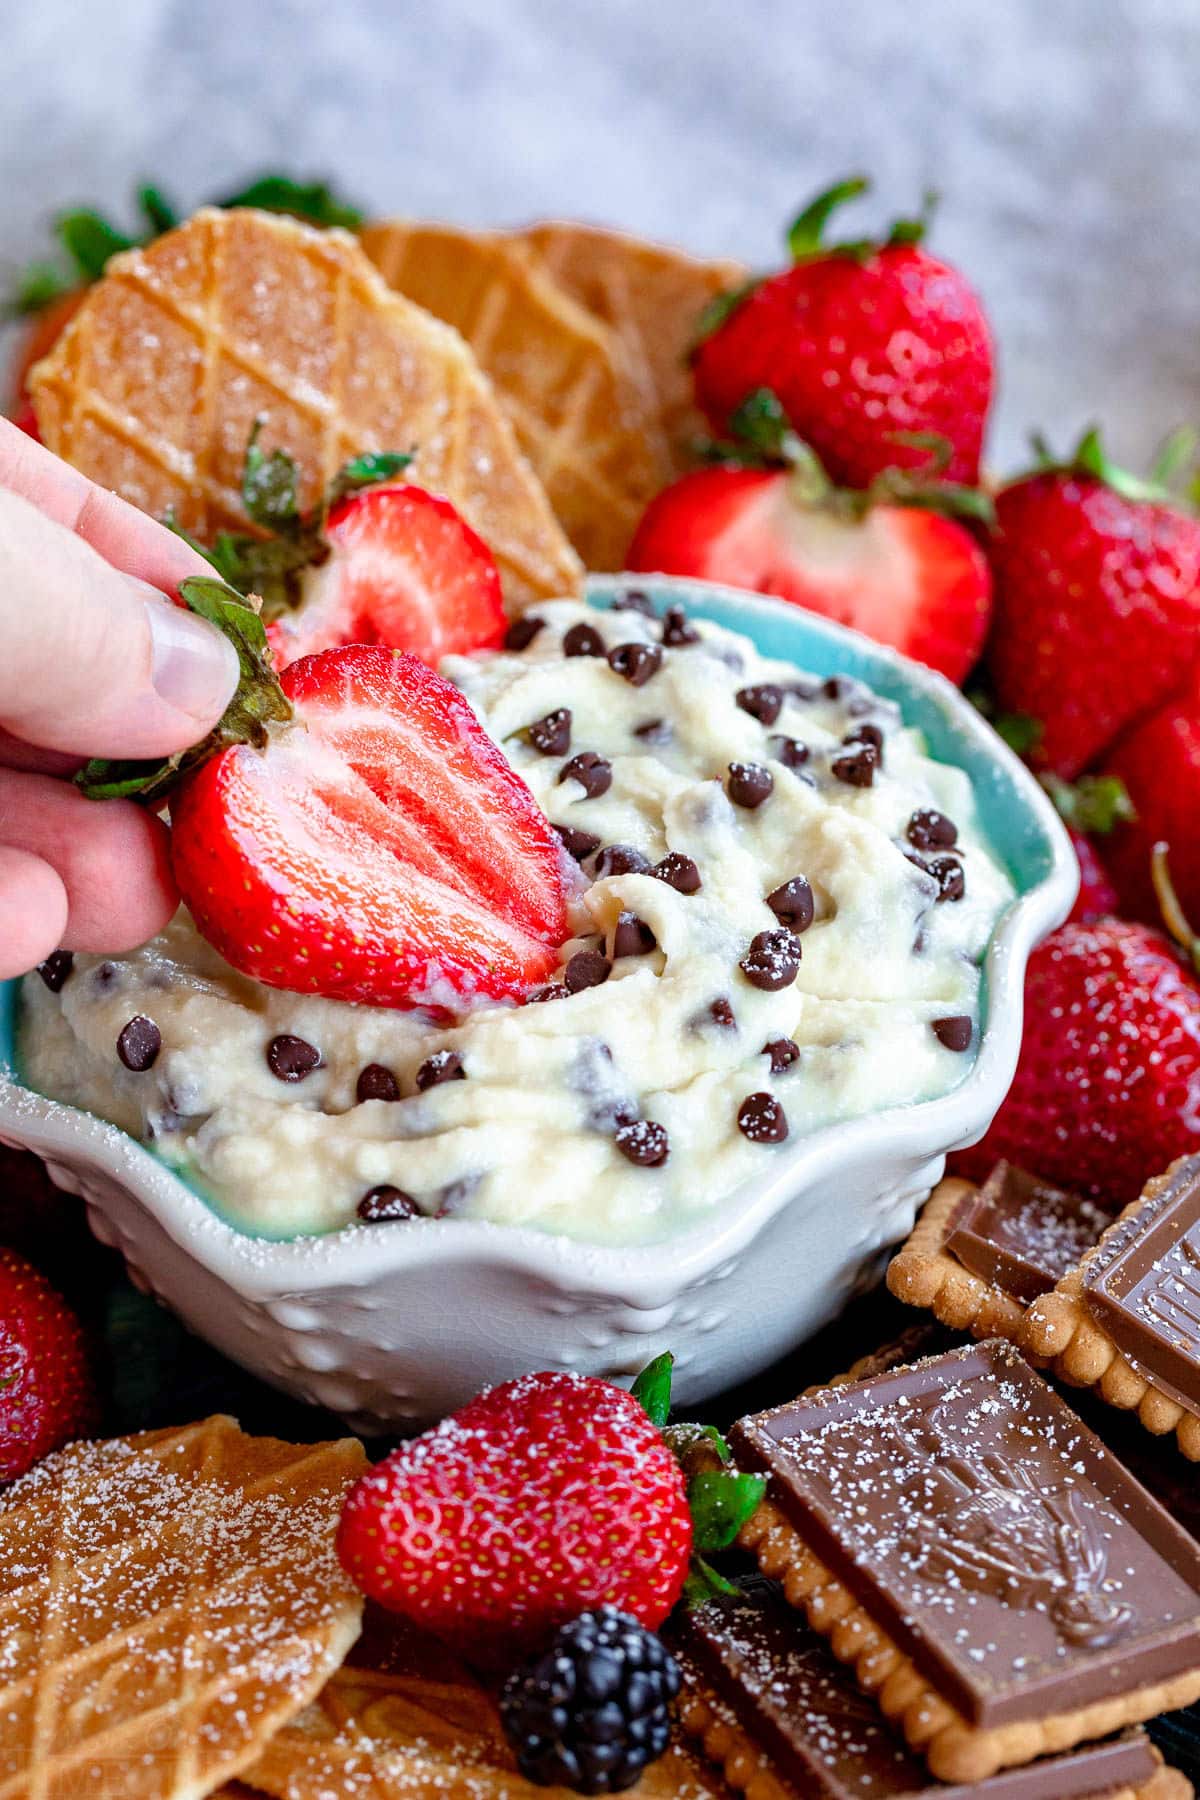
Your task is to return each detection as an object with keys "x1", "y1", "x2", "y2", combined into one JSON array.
[{"x1": 4, "y1": 0, "x2": 1196, "y2": 470}]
